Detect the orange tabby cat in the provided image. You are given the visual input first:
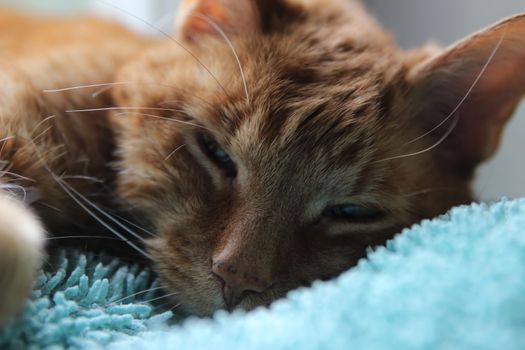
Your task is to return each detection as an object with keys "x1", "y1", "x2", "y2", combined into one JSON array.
[{"x1": 0, "y1": 0, "x2": 524, "y2": 321}]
